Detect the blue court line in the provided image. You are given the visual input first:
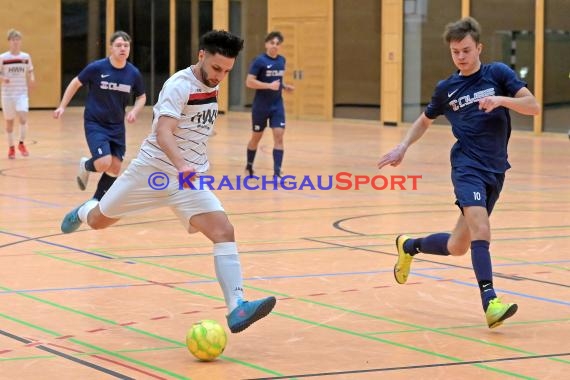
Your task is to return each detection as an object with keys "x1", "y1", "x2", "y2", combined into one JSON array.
[
  {"x1": 0, "y1": 193, "x2": 61, "y2": 208},
  {"x1": 414, "y1": 272, "x2": 570, "y2": 306},
  {"x1": 0, "y1": 230, "x2": 114, "y2": 259},
  {"x1": 1, "y1": 230, "x2": 568, "y2": 307},
  {"x1": 1, "y1": 267, "x2": 568, "y2": 307}
]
